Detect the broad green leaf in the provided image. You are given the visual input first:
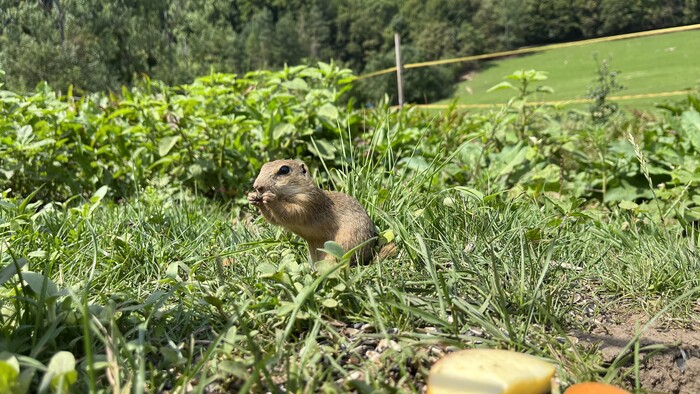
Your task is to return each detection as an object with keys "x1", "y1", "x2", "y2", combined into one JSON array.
[
  {"x1": 39, "y1": 351, "x2": 77, "y2": 393},
  {"x1": 203, "y1": 296, "x2": 224, "y2": 308},
  {"x1": 189, "y1": 164, "x2": 203, "y2": 176},
  {"x1": 27, "y1": 251, "x2": 47, "y2": 258},
  {"x1": 91, "y1": 185, "x2": 109, "y2": 203},
  {"x1": 317, "y1": 103, "x2": 339, "y2": 121},
  {"x1": 282, "y1": 78, "x2": 308, "y2": 91},
  {"x1": 273, "y1": 123, "x2": 296, "y2": 139},
  {"x1": 684, "y1": 207, "x2": 700, "y2": 221},
  {"x1": 160, "y1": 347, "x2": 184, "y2": 366},
  {"x1": 320, "y1": 241, "x2": 344, "y2": 259},
  {"x1": 618, "y1": 200, "x2": 639, "y2": 210},
  {"x1": 545, "y1": 218, "x2": 563, "y2": 228},
  {"x1": 279, "y1": 253, "x2": 300, "y2": 273},
  {"x1": 487, "y1": 81, "x2": 515, "y2": 93},
  {"x1": 380, "y1": 229, "x2": 395, "y2": 244},
  {"x1": 0, "y1": 353, "x2": 19, "y2": 394},
  {"x1": 321, "y1": 298, "x2": 339, "y2": 308},
  {"x1": 399, "y1": 156, "x2": 429, "y2": 171},
  {"x1": 315, "y1": 259, "x2": 343, "y2": 279},
  {"x1": 508, "y1": 69, "x2": 548, "y2": 81},
  {"x1": 299, "y1": 67, "x2": 323, "y2": 80},
  {"x1": 318, "y1": 62, "x2": 332, "y2": 74},
  {"x1": 158, "y1": 135, "x2": 181, "y2": 156},
  {"x1": 0, "y1": 258, "x2": 27, "y2": 286},
  {"x1": 221, "y1": 327, "x2": 240, "y2": 354},
  {"x1": 307, "y1": 139, "x2": 336, "y2": 160},
  {"x1": 25, "y1": 139, "x2": 55, "y2": 151},
  {"x1": 16, "y1": 125, "x2": 32, "y2": 144},
  {"x1": 495, "y1": 144, "x2": 529, "y2": 177},
  {"x1": 276, "y1": 301, "x2": 296, "y2": 317},
  {"x1": 527, "y1": 163, "x2": 561, "y2": 182},
  {"x1": 145, "y1": 290, "x2": 168, "y2": 305},
  {"x1": 0, "y1": 169, "x2": 14, "y2": 180},
  {"x1": 165, "y1": 262, "x2": 180, "y2": 280},
  {"x1": 218, "y1": 360, "x2": 247, "y2": 377},
  {"x1": 604, "y1": 182, "x2": 653, "y2": 202},
  {"x1": 453, "y1": 186, "x2": 484, "y2": 201},
  {"x1": 681, "y1": 110, "x2": 700, "y2": 151},
  {"x1": 377, "y1": 188, "x2": 389, "y2": 204},
  {"x1": 21, "y1": 272, "x2": 60, "y2": 297},
  {"x1": 525, "y1": 227, "x2": 543, "y2": 241},
  {"x1": 256, "y1": 263, "x2": 278, "y2": 277},
  {"x1": 0, "y1": 360, "x2": 19, "y2": 394}
]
